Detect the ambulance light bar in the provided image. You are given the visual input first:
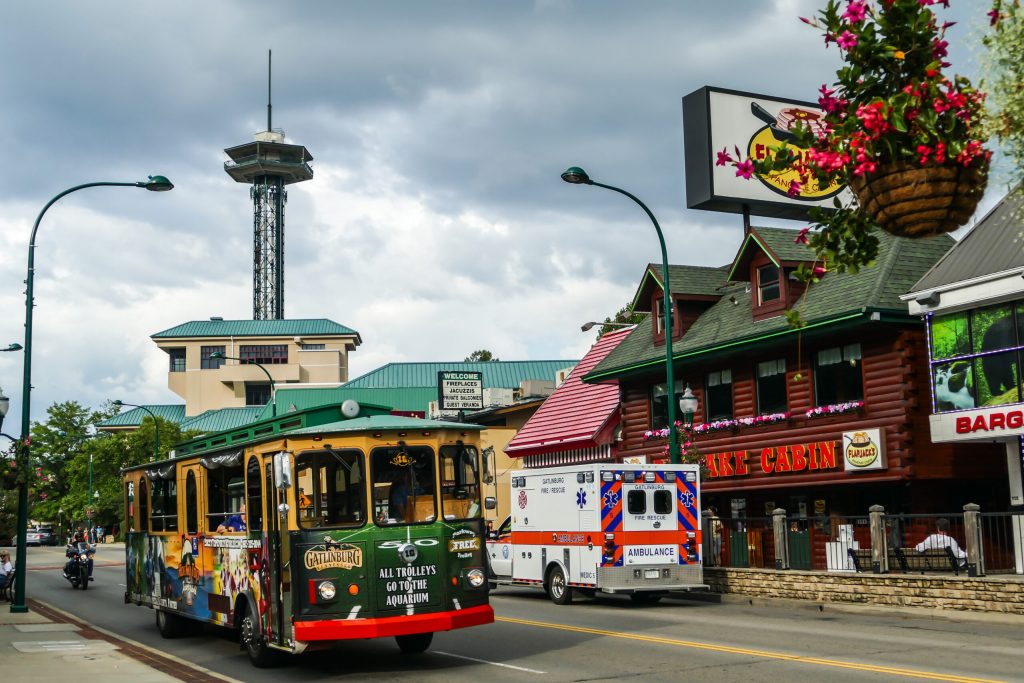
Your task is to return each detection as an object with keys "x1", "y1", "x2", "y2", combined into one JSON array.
[
  {"x1": 644, "y1": 472, "x2": 655, "y2": 482},
  {"x1": 664, "y1": 471, "x2": 676, "y2": 482},
  {"x1": 623, "y1": 471, "x2": 636, "y2": 483},
  {"x1": 585, "y1": 471, "x2": 594, "y2": 483},
  {"x1": 601, "y1": 472, "x2": 614, "y2": 482}
]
